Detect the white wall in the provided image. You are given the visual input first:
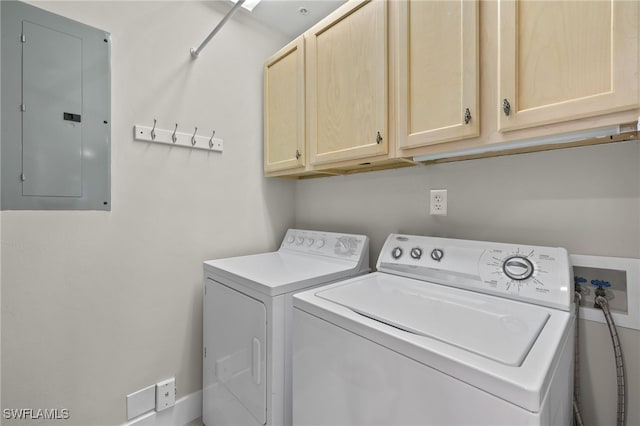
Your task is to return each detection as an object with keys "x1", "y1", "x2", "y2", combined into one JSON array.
[
  {"x1": 1, "y1": 2, "x2": 292, "y2": 425},
  {"x1": 295, "y1": 140, "x2": 640, "y2": 426}
]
